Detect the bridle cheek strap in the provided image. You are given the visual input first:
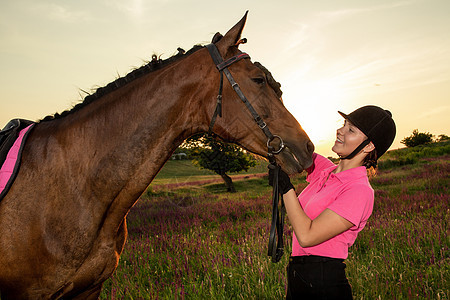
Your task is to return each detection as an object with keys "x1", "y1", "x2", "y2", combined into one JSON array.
[
  {"x1": 206, "y1": 44, "x2": 273, "y2": 140},
  {"x1": 206, "y1": 43, "x2": 286, "y2": 263}
]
